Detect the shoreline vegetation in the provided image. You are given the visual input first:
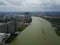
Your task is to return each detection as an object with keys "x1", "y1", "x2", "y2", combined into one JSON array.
[{"x1": 41, "y1": 16, "x2": 60, "y2": 36}]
